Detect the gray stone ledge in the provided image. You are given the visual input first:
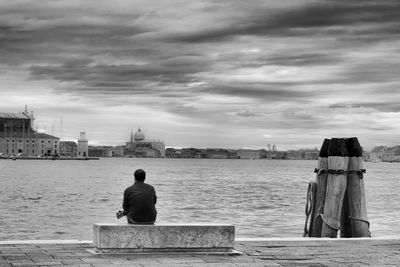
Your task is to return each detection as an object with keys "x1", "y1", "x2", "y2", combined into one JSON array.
[{"x1": 93, "y1": 223, "x2": 235, "y2": 250}]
